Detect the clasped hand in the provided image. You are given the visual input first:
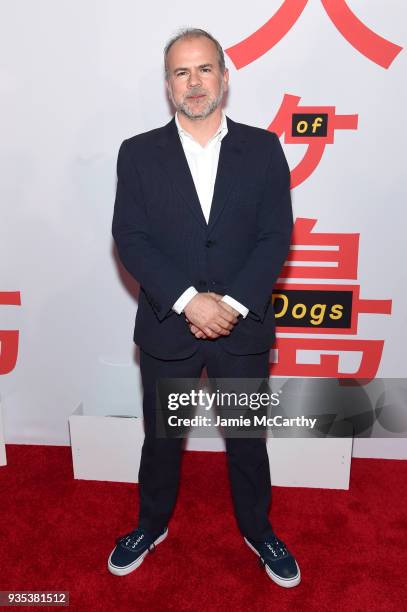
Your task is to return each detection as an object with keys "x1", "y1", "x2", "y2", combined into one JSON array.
[{"x1": 184, "y1": 292, "x2": 240, "y2": 340}]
